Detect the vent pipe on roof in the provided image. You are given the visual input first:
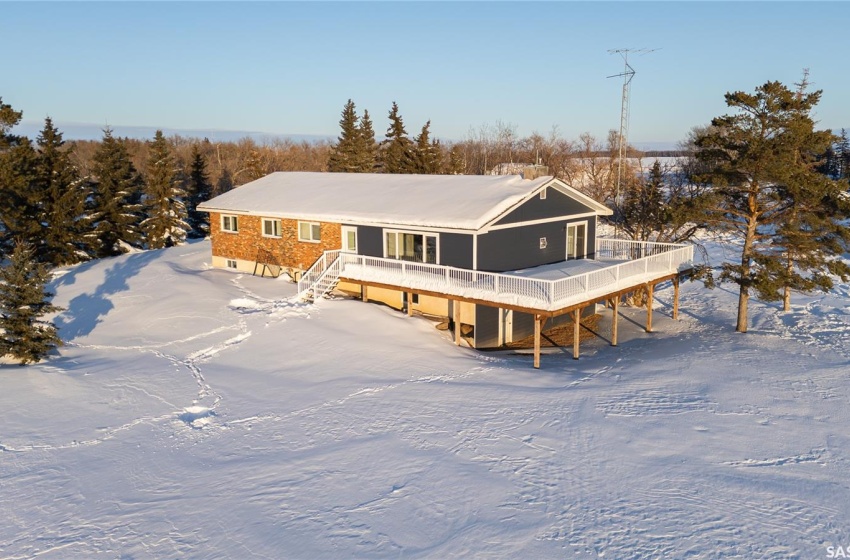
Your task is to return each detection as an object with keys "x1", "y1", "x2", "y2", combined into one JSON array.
[{"x1": 521, "y1": 165, "x2": 549, "y2": 180}]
